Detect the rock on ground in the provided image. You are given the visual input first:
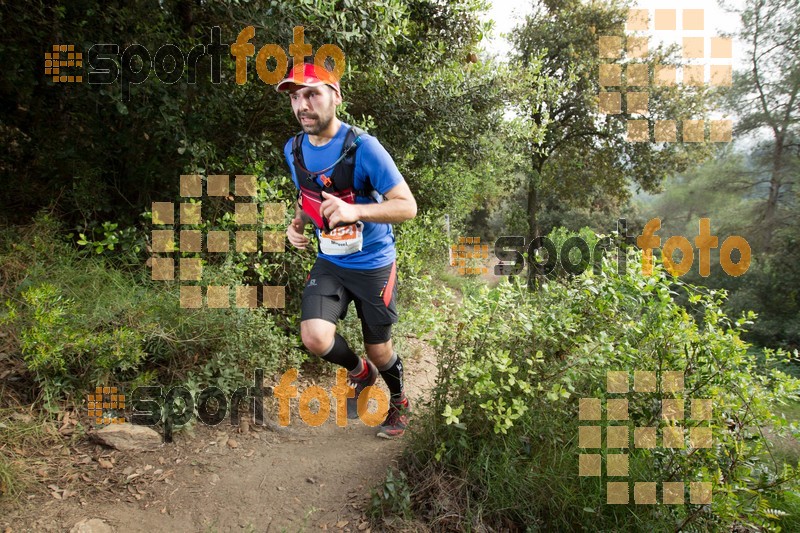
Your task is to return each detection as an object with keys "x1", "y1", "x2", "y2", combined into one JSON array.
[
  {"x1": 70, "y1": 518, "x2": 113, "y2": 533},
  {"x1": 90, "y1": 423, "x2": 161, "y2": 451}
]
